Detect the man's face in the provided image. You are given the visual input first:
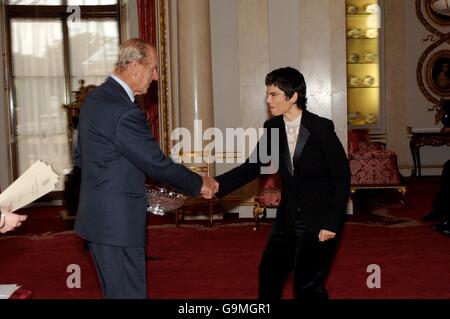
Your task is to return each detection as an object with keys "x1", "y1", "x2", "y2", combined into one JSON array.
[
  {"x1": 133, "y1": 47, "x2": 159, "y2": 95},
  {"x1": 266, "y1": 85, "x2": 298, "y2": 116}
]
